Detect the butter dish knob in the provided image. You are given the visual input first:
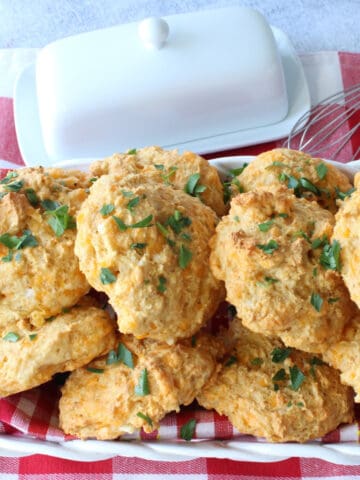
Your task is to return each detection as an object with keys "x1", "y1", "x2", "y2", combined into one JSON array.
[{"x1": 138, "y1": 17, "x2": 169, "y2": 49}]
